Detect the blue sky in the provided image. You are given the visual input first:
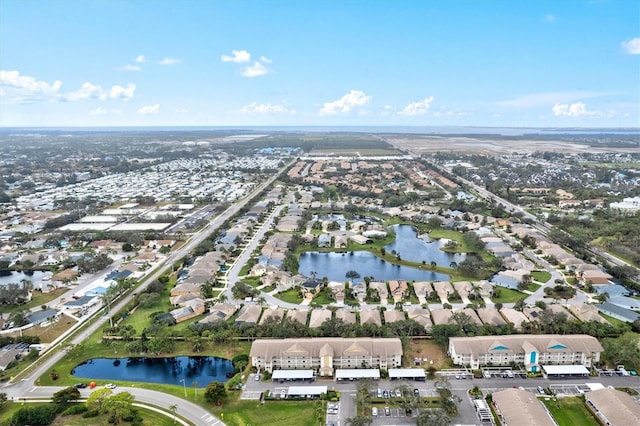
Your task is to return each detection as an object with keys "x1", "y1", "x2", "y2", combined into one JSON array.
[{"x1": 1, "y1": 0, "x2": 638, "y2": 127}]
